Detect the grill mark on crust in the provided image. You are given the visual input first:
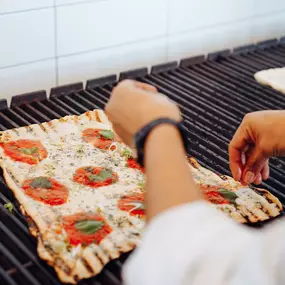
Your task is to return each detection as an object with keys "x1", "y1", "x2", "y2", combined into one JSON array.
[
  {"x1": 93, "y1": 250, "x2": 105, "y2": 267},
  {"x1": 39, "y1": 124, "x2": 48, "y2": 133},
  {"x1": 47, "y1": 121, "x2": 55, "y2": 130},
  {"x1": 86, "y1": 111, "x2": 92, "y2": 121},
  {"x1": 188, "y1": 157, "x2": 199, "y2": 169},
  {"x1": 41, "y1": 240, "x2": 72, "y2": 275},
  {"x1": 7, "y1": 170, "x2": 20, "y2": 184},
  {"x1": 81, "y1": 257, "x2": 94, "y2": 273},
  {"x1": 95, "y1": 111, "x2": 101, "y2": 123},
  {"x1": 98, "y1": 243, "x2": 112, "y2": 261},
  {"x1": 25, "y1": 126, "x2": 34, "y2": 134},
  {"x1": 73, "y1": 116, "x2": 79, "y2": 124},
  {"x1": 54, "y1": 257, "x2": 72, "y2": 275},
  {"x1": 11, "y1": 129, "x2": 20, "y2": 136}
]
